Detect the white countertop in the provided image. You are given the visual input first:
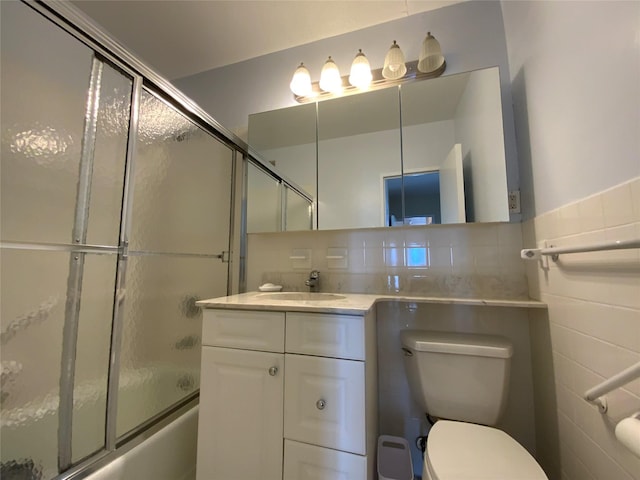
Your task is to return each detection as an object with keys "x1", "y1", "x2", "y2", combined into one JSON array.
[{"x1": 196, "y1": 291, "x2": 547, "y2": 315}]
